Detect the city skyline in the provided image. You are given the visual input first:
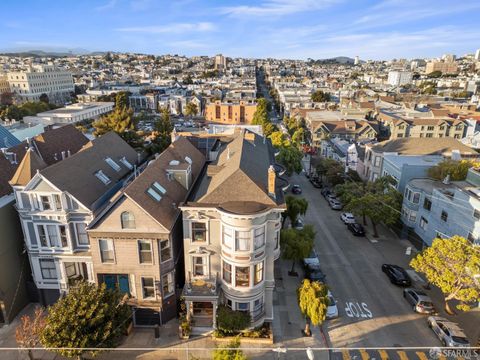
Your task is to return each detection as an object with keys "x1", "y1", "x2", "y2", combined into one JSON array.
[{"x1": 1, "y1": 0, "x2": 480, "y2": 60}]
